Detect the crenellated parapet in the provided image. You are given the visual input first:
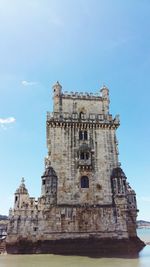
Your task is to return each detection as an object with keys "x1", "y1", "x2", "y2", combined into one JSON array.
[
  {"x1": 52, "y1": 82, "x2": 110, "y2": 115},
  {"x1": 62, "y1": 91, "x2": 102, "y2": 100}
]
